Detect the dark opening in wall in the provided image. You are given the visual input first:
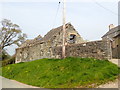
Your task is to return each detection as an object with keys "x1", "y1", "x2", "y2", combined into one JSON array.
[
  {"x1": 20, "y1": 51, "x2": 22, "y2": 54},
  {"x1": 59, "y1": 32, "x2": 60, "y2": 35},
  {"x1": 69, "y1": 34, "x2": 76, "y2": 43},
  {"x1": 66, "y1": 26, "x2": 68, "y2": 29}
]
